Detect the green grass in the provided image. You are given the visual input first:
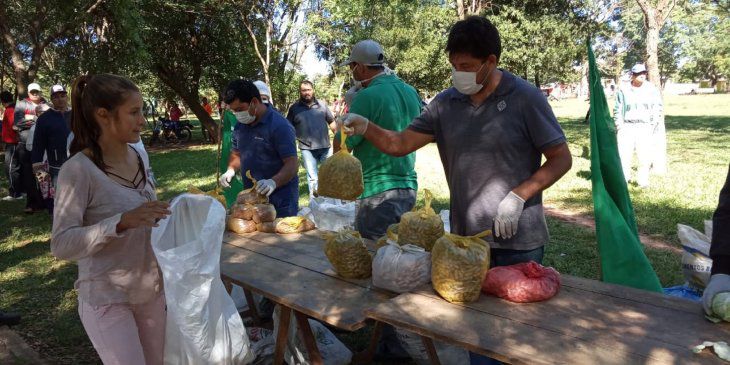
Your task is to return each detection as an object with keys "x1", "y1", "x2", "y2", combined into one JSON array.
[
  {"x1": 0, "y1": 94, "x2": 725, "y2": 363},
  {"x1": 544, "y1": 94, "x2": 730, "y2": 245}
]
